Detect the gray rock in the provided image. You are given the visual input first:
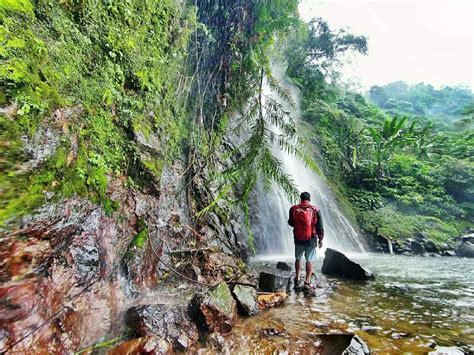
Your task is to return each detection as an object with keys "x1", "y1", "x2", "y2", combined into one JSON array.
[
  {"x1": 424, "y1": 240, "x2": 439, "y2": 253},
  {"x1": 442, "y1": 250, "x2": 457, "y2": 257},
  {"x1": 189, "y1": 282, "x2": 237, "y2": 334},
  {"x1": 428, "y1": 346, "x2": 464, "y2": 354},
  {"x1": 231, "y1": 284, "x2": 259, "y2": 316},
  {"x1": 206, "y1": 332, "x2": 225, "y2": 351},
  {"x1": 322, "y1": 248, "x2": 374, "y2": 280},
  {"x1": 414, "y1": 232, "x2": 427, "y2": 241},
  {"x1": 276, "y1": 261, "x2": 292, "y2": 271},
  {"x1": 343, "y1": 334, "x2": 370, "y2": 354},
  {"x1": 319, "y1": 334, "x2": 370, "y2": 355},
  {"x1": 460, "y1": 233, "x2": 474, "y2": 244},
  {"x1": 125, "y1": 304, "x2": 199, "y2": 350},
  {"x1": 409, "y1": 240, "x2": 425, "y2": 255},
  {"x1": 373, "y1": 234, "x2": 393, "y2": 254},
  {"x1": 458, "y1": 241, "x2": 474, "y2": 258},
  {"x1": 258, "y1": 269, "x2": 292, "y2": 292},
  {"x1": 18, "y1": 106, "x2": 83, "y2": 172}
]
